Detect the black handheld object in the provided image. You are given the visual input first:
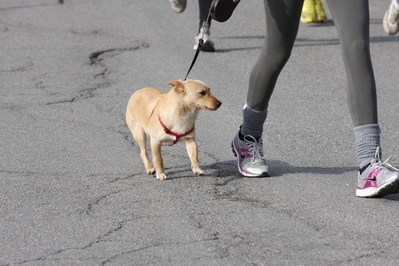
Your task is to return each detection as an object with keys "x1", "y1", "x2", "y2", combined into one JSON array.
[{"x1": 210, "y1": 0, "x2": 241, "y2": 23}]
